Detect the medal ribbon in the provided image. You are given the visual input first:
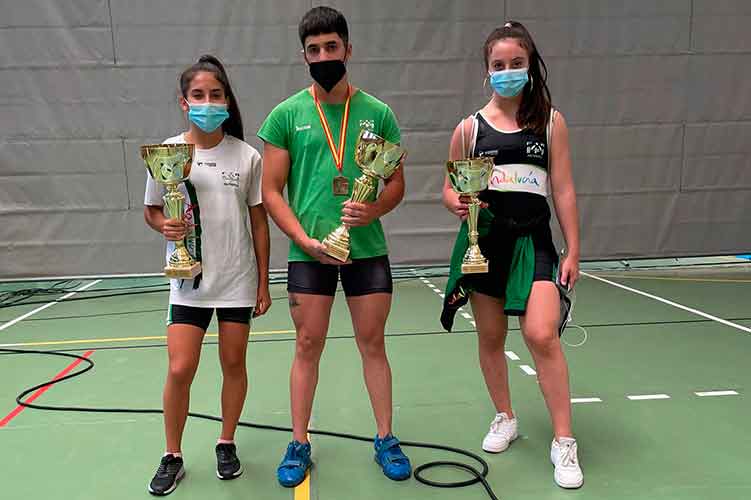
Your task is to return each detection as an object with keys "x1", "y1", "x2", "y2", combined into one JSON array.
[{"x1": 312, "y1": 84, "x2": 351, "y2": 174}]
